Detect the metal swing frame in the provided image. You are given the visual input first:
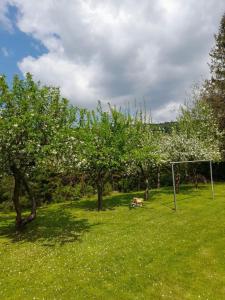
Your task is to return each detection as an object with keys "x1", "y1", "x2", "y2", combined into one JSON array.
[{"x1": 170, "y1": 160, "x2": 214, "y2": 211}]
